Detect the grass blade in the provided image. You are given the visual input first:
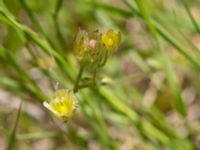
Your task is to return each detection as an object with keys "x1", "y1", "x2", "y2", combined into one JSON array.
[
  {"x1": 97, "y1": 87, "x2": 172, "y2": 145},
  {"x1": 18, "y1": 0, "x2": 56, "y2": 49},
  {"x1": 6, "y1": 102, "x2": 23, "y2": 150},
  {"x1": 161, "y1": 48, "x2": 187, "y2": 117},
  {"x1": 182, "y1": 0, "x2": 200, "y2": 34},
  {"x1": 85, "y1": 1, "x2": 132, "y2": 17},
  {"x1": 128, "y1": 0, "x2": 187, "y2": 116},
  {"x1": 17, "y1": 132, "x2": 57, "y2": 140},
  {"x1": 121, "y1": 0, "x2": 200, "y2": 70},
  {"x1": 134, "y1": 0, "x2": 157, "y2": 39}
]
